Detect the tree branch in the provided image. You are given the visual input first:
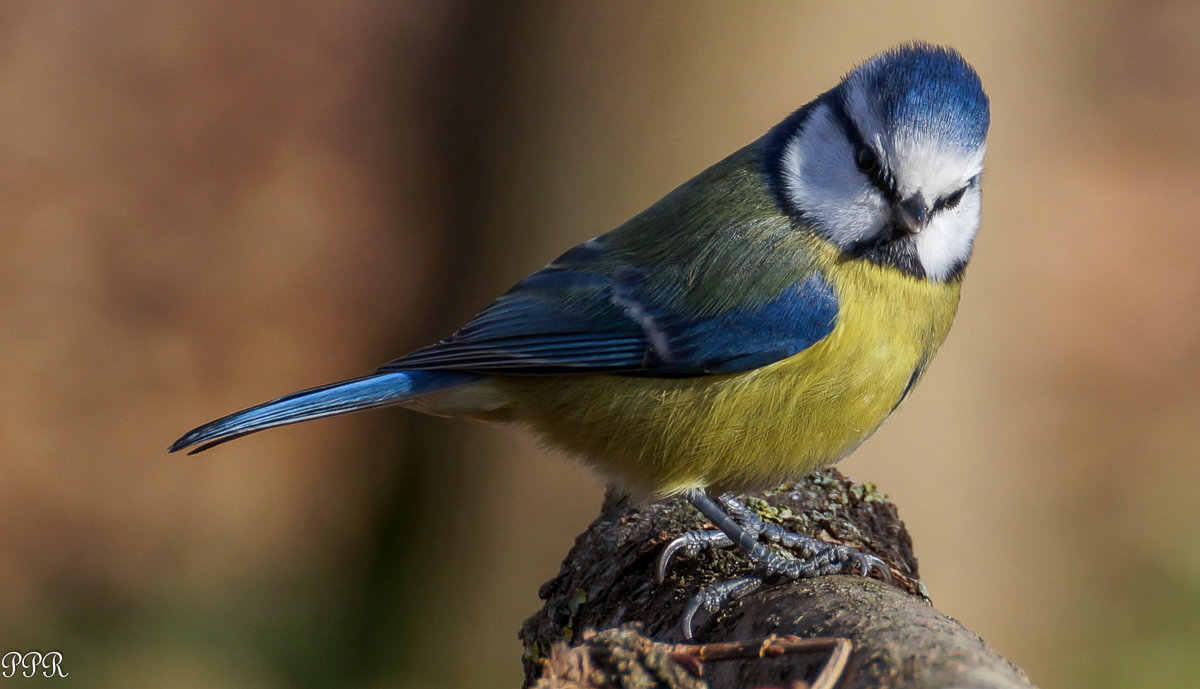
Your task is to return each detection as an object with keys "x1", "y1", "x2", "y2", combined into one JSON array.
[{"x1": 520, "y1": 469, "x2": 1036, "y2": 689}]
